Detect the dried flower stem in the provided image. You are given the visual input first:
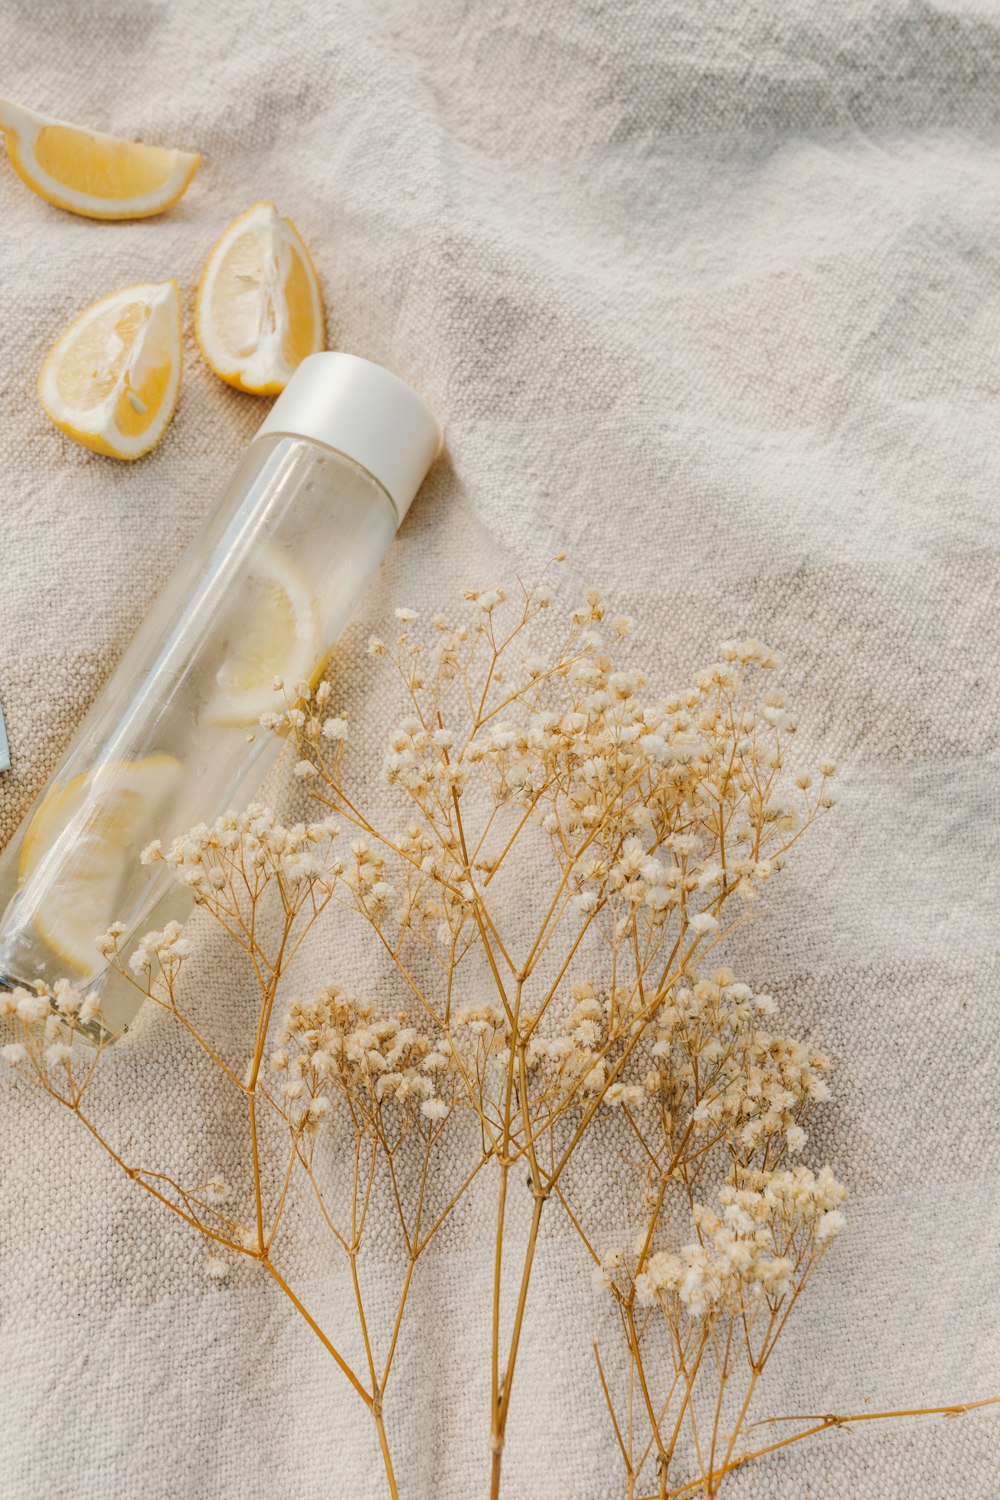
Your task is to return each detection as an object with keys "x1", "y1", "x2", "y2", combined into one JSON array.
[{"x1": 628, "y1": 1394, "x2": 1000, "y2": 1499}]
